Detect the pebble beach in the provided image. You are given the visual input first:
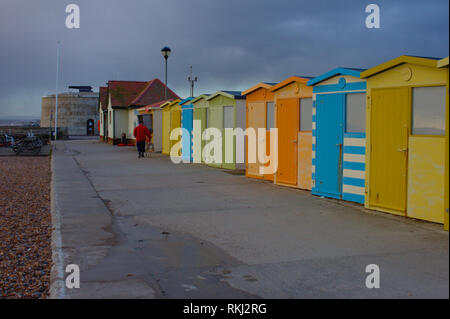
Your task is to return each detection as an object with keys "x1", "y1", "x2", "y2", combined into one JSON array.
[{"x1": 0, "y1": 157, "x2": 52, "y2": 299}]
